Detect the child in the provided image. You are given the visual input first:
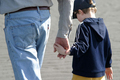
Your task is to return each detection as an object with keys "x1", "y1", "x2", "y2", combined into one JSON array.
[{"x1": 54, "y1": 0, "x2": 113, "y2": 80}]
